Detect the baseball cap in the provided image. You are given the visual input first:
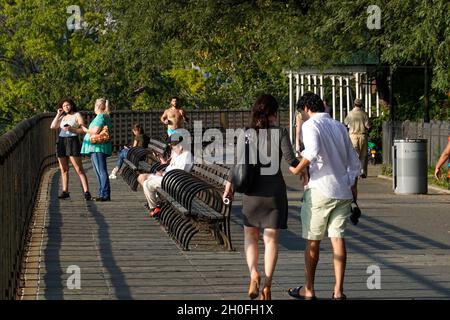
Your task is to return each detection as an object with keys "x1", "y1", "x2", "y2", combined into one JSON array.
[{"x1": 354, "y1": 98, "x2": 363, "y2": 107}]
